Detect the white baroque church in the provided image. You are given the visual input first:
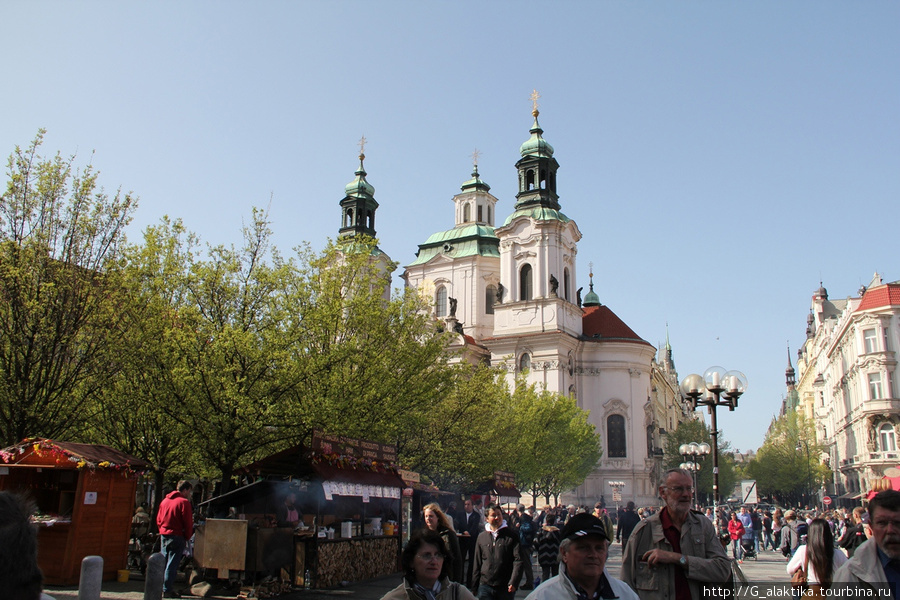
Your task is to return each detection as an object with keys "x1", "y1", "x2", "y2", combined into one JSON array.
[{"x1": 337, "y1": 102, "x2": 690, "y2": 508}]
